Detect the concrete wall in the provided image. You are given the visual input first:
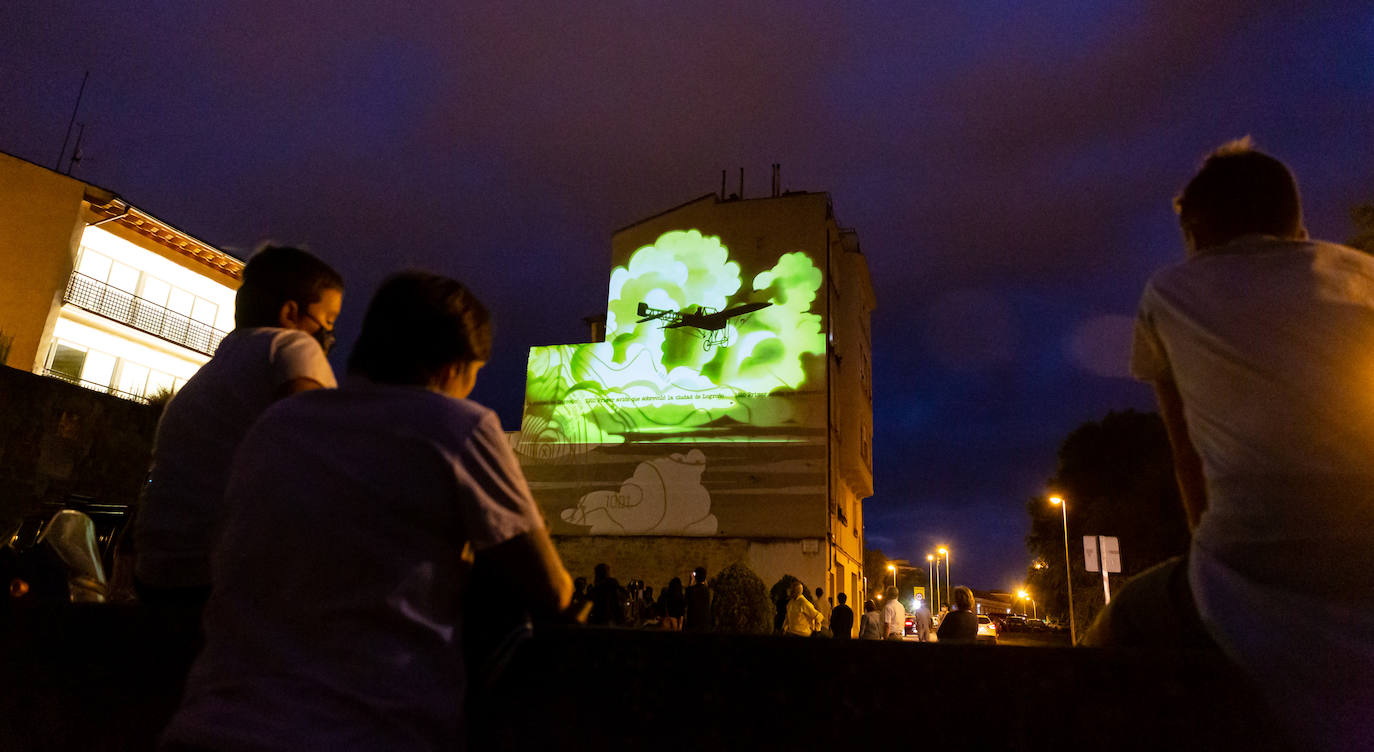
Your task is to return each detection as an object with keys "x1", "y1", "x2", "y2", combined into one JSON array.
[
  {"x1": 0, "y1": 153, "x2": 88, "y2": 371},
  {"x1": 0, "y1": 365, "x2": 158, "y2": 535}
]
